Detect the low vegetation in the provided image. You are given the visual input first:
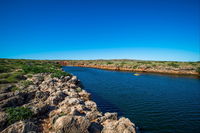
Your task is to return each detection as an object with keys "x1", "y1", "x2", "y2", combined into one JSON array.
[
  {"x1": 0, "y1": 59, "x2": 71, "y2": 85},
  {"x1": 5, "y1": 107, "x2": 33, "y2": 124},
  {"x1": 61, "y1": 59, "x2": 200, "y2": 75}
]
